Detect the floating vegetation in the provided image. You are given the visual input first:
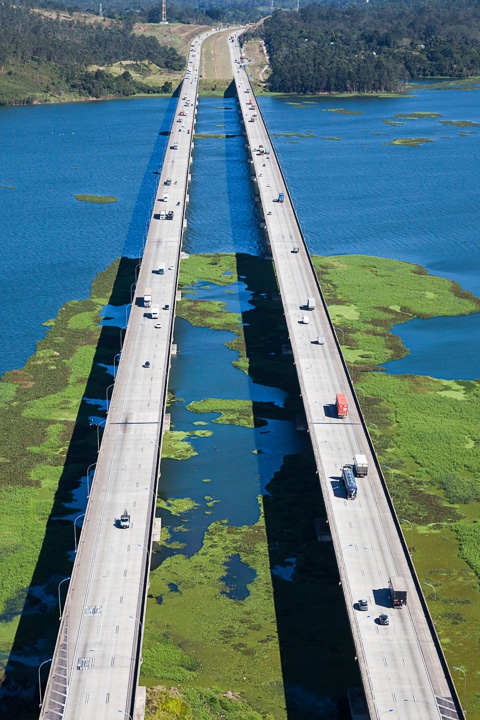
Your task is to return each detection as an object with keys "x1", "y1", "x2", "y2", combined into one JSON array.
[
  {"x1": 272, "y1": 132, "x2": 315, "y2": 138},
  {"x1": 383, "y1": 119, "x2": 404, "y2": 126},
  {"x1": 74, "y1": 194, "x2": 117, "y2": 204},
  {"x1": 386, "y1": 137, "x2": 434, "y2": 147},
  {"x1": 0, "y1": 184, "x2": 16, "y2": 190},
  {"x1": 394, "y1": 112, "x2": 443, "y2": 120},
  {"x1": 321, "y1": 136, "x2": 341, "y2": 141},
  {"x1": 440, "y1": 120, "x2": 480, "y2": 128},
  {"x1": 322, "y1": 108, "x2": 363, "y2": 115},
  {"x1": 187, "y1": 398, "x2": 255, "y2": 427},
  {"x1": 194, "y1": 133, "x2": 227, "y2": 139}
]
